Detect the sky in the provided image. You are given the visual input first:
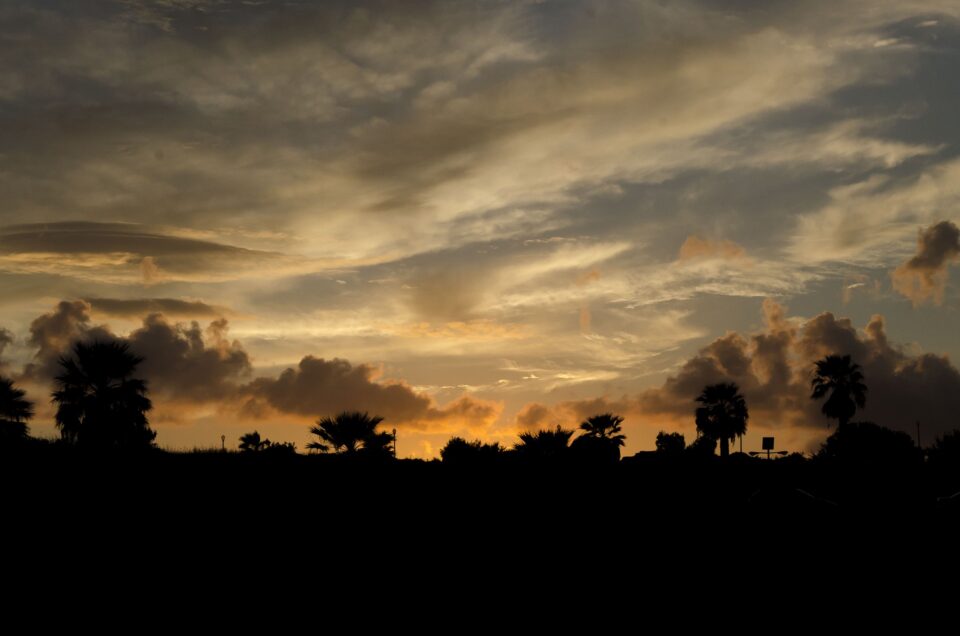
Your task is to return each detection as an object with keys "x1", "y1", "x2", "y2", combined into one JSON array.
[{"x1": 1, "y1": 0, "x2": 959, "y2": 457}]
